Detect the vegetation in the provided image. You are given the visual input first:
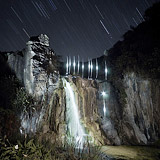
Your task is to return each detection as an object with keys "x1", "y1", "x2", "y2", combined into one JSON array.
[
  {"x1": 0, "y1": 3, "x2": 160, "y2": 159},
  {"x1": 0, "y1": 76, "x2": 21, "y2": 110},
  {"x1": 107, "y1": 2, "x2": 160, "y2": 79},
  {"x1": 0, "y1": 71, "x2": 37, "y2": 139},
  {"x1": 0, "y1": 138, "x2": 103, "y2": 160},
  {"x1": 12, "y1": 87, "x2": 34, "y2": 114},
  {"x1": 0, "y1": 138, "x2": 51, "y2": 160},
  {"x1": 0, "y1": 55, "x2": 36, "y2": 142},
  {"x1": 0, "y1": 108, "x2": 20, "y2": 142},
  {"x1": 0, "y1": 75, "x2": 21, "y2": 141}
]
